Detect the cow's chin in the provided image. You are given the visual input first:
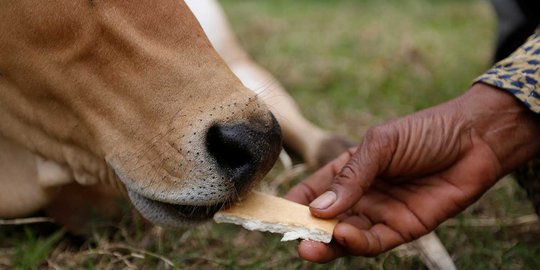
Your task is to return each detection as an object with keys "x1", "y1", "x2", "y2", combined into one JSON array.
[{"x1": 127, "y1": 190, "x2": 231, "y2": 226}]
